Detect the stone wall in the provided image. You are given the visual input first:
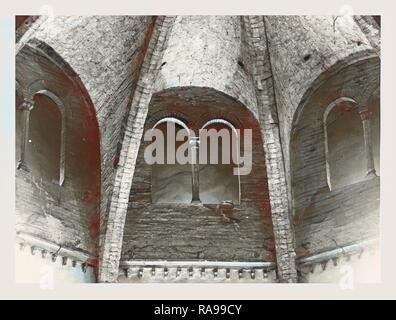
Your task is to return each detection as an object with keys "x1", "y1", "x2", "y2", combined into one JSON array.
[
  {"x1": 16, "y1": 44, "x2": 100, "y2": 271},
  {"x1": 15, "y1": 15, "x2": 381, "y2": 284},
  {"x1": 153, "y1": 16, "x2": 258, "y2": 118},
  {"x1": 288, "y1": 40, "x2": 380, "y2": 279},
  {"x1": 264, "y1": 16, "x2": 378, "y2": 195},
  {"x1": 18, "y1": 16, "x2": 154, "y2": 246},
  {"x1": 294, "y1": 178, "x2": 379, "y2": 259},
  {"x1": 16, "y1": 16, "x2": 153, "y2": 282}
]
